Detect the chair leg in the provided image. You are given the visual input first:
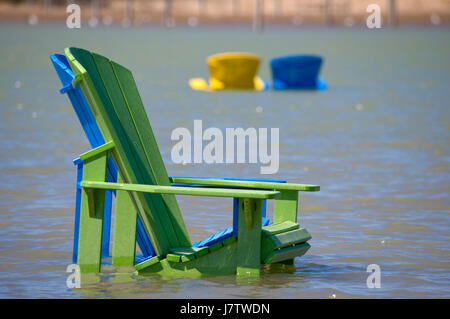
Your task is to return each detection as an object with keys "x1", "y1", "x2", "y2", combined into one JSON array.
[
  {"x1": 273, "y1": 190, "x2": 298, "y2": 224},
  {"x1": 112, "y1": 175, "x2": 137, "y2": 266},
  {"x1": 72, "y1": 162, "x2": 83, "y2": 264},
  {"x1": 233, "y1": 198, "x2": 267, "y2": 237},
  {"x1": 236, "y1": 198, "x2": 263, "y2": 276},
  {"x1": 101, "y1": 189, "x2": 113, "y2": 257},
  {"x1": 77, "y1": 152, "x2": 107, "y2": 273}
]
